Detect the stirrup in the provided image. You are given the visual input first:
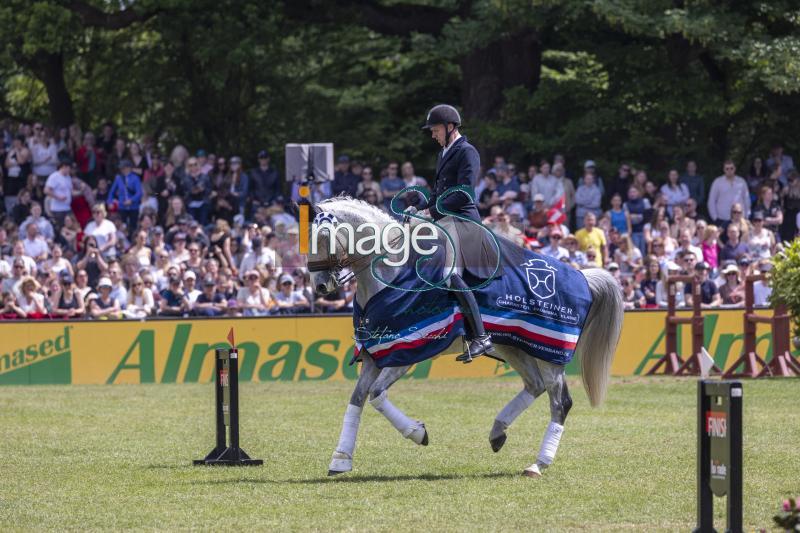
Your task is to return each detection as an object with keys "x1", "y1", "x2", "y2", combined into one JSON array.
[{"x1": 456, "y1": 334, "x2": 495, "y2": 363}]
